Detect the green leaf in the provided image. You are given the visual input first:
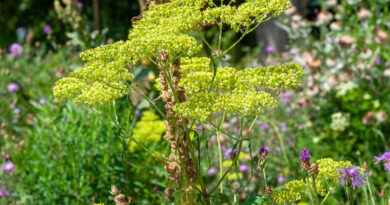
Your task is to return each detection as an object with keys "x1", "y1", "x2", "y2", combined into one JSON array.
[{"x1": 241, "y1": 196, "x2": 268, "y2": 205}]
